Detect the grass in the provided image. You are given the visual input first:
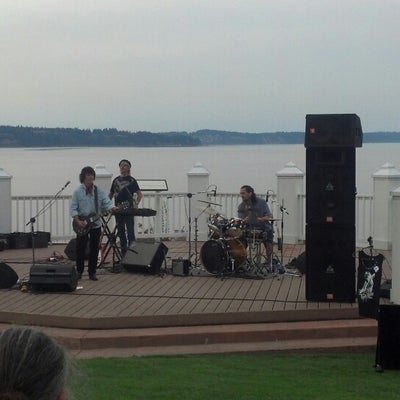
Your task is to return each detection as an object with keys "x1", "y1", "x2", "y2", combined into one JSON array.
[{"x1": 71, "y1": 352, "x2": 400, "y2": 400}]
